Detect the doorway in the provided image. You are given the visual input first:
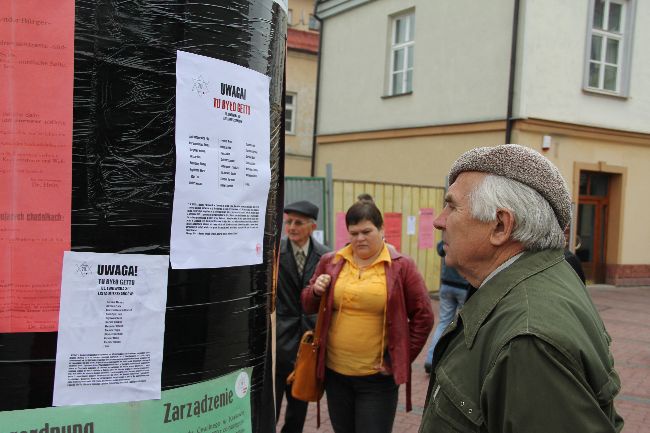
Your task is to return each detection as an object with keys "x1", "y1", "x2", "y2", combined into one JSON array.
[{"x1": 576, "y1": 171, "x2": 610, "y2": 283}]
